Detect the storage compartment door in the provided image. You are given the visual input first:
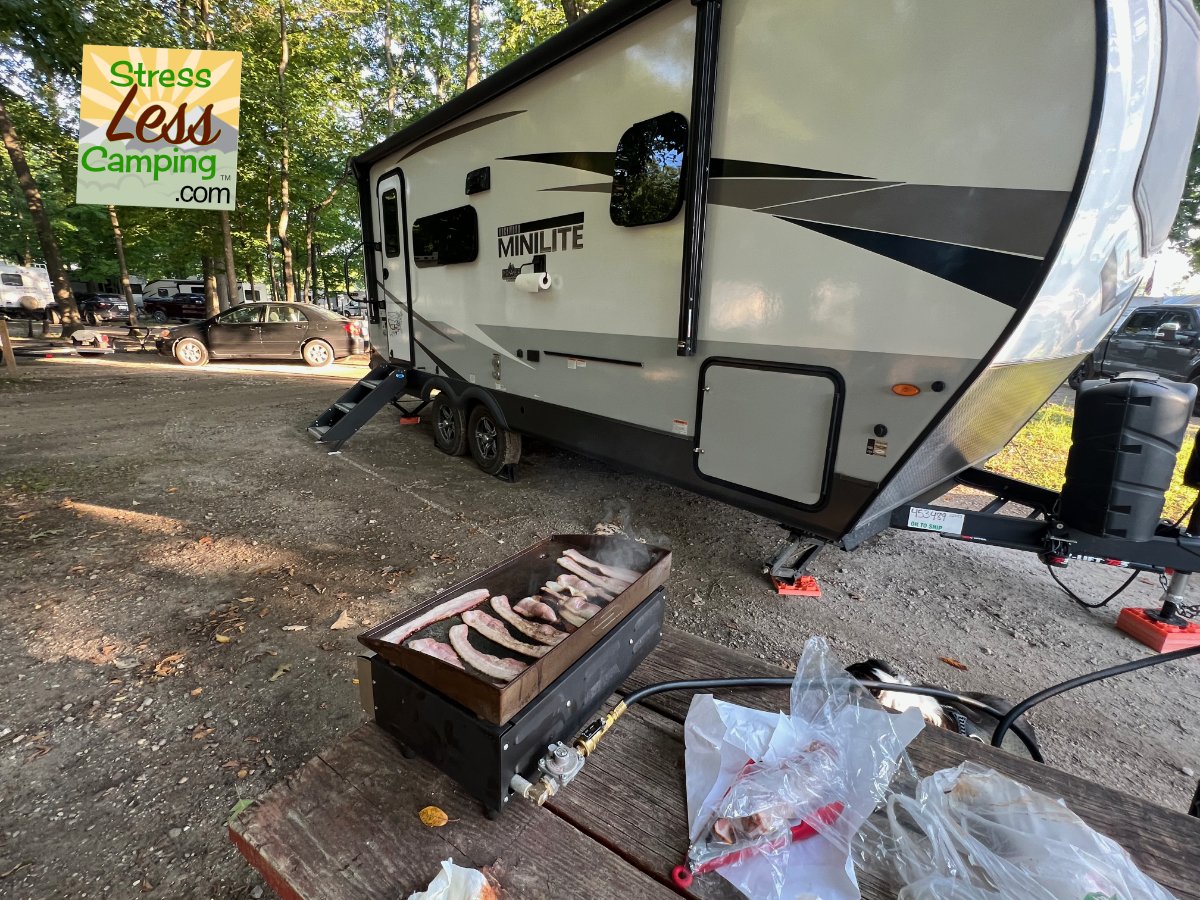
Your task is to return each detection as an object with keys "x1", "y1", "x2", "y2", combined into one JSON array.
[{"x1": 696, "y1": 362, "x2": 841, "y2": 507}]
